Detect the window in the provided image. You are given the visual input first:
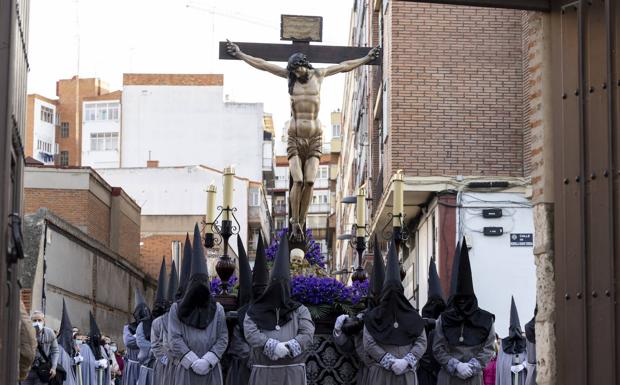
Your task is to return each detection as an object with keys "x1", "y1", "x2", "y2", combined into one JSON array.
[
  {"x1": 90, "y1": 132, "x2": 119, "y2": 151},
  {"x1": 59, "y1": 151, "x2": 69, "y2": 166},
  {"x1": 318, "y1": 166, "x2": 329, "y2": 179},
  {"x1": 332, "y1": 123, "x2": 341, "y2": 138},
  {"x1": 84, "y1": 102, "x2": 120, "y2": 121},
  {"x1": 37, "y1": 140, "x2": 53, "y2": 153},
  {"x1": 275, "y1": 218, "x2": 286, "y2": 231},
  {"x1": 312, "y1": 192, "x2": 329, "y2": 205},
  {"x1": 40, "y1": 106, "x2": 54, "y2": 123},
  {"x1": 249, "y1": 188, "x2": 260, "y2": 207},
  {"x1": 60, "y1": 122, "x2": 69, "y2": 138}
]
